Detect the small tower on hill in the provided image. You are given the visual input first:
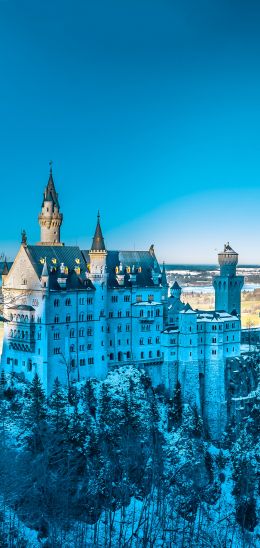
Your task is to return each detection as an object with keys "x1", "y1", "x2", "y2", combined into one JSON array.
[
  {"x1": 38, "y1": 164, "x2": 63, "y2": 245},
  {"x1": 213, "y1": 243, "x2": 244, "y2": 316}
]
